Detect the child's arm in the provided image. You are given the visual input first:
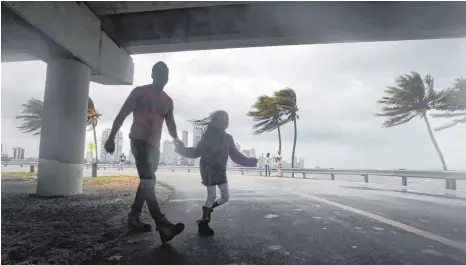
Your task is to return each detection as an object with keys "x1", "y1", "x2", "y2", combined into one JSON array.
[
  {"x1": 175, "y1": 141, "x2": 201, "y2": 159},
  {"x1": 227, "y1": 134, "x2": 258, "y2": 167}
]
